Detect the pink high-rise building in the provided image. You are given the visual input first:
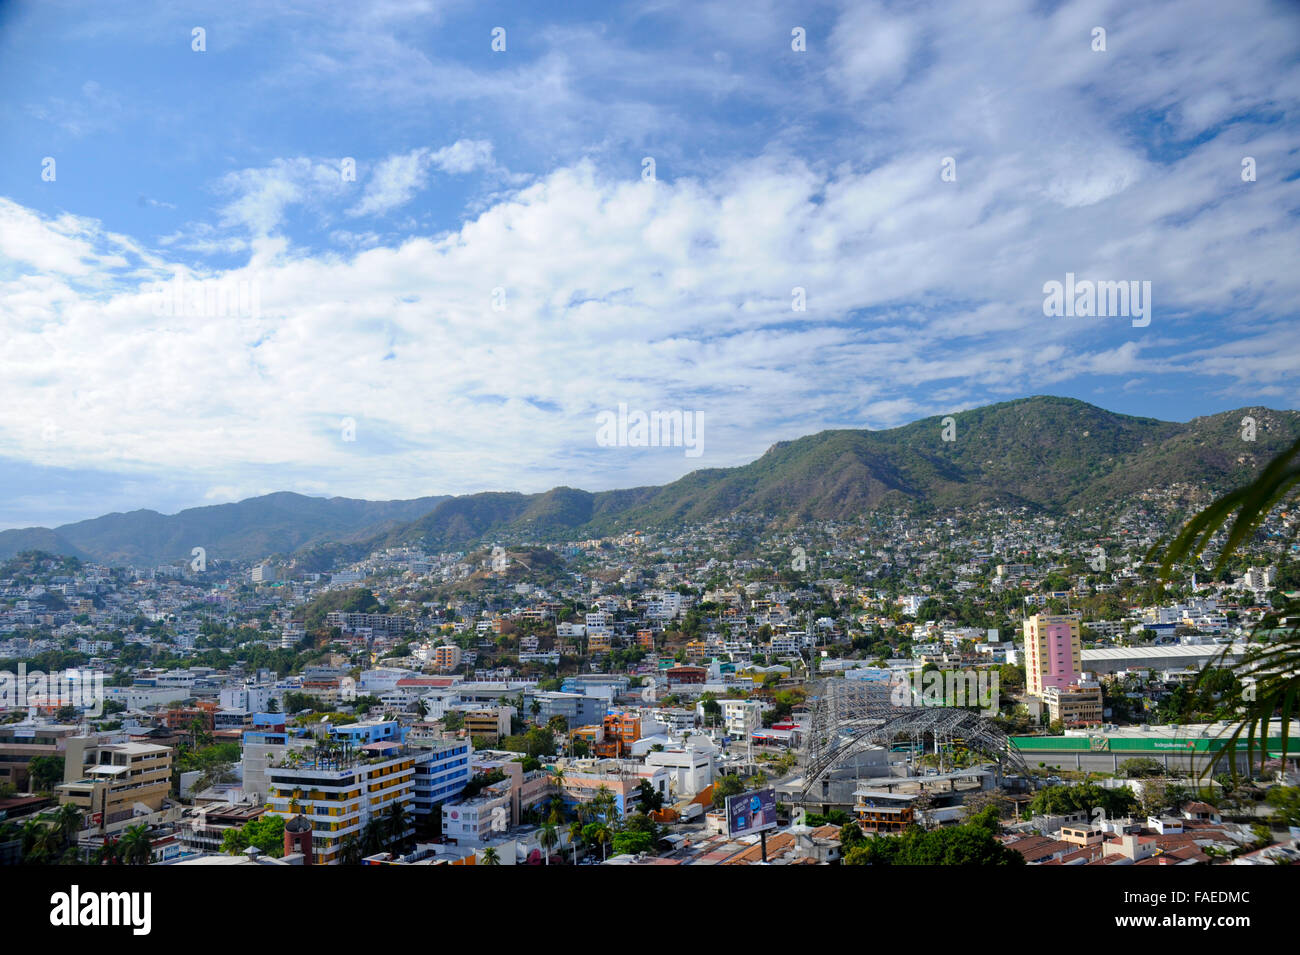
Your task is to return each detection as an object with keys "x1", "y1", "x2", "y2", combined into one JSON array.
[{"x1": 1023, "y1": 613, "x2": 1082, "y2": 697}]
